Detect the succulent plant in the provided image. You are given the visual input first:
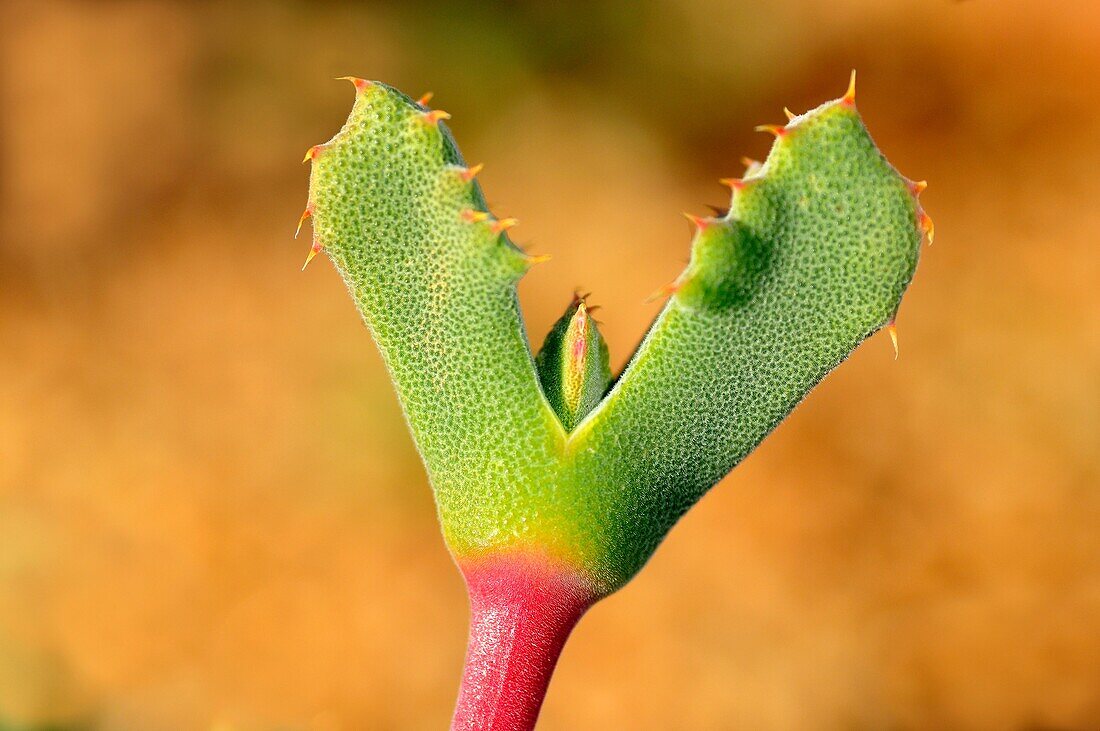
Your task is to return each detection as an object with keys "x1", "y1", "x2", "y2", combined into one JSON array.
[{"x1": 298, "y1": 72, "x2": 929, "y2": 730}]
